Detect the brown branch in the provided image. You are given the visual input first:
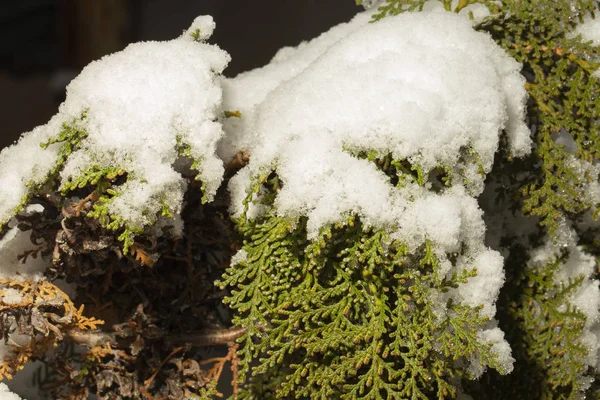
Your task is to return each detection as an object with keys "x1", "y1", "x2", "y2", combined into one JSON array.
[
  {"x1": 225, "y1": 151, "x2": 250, "y2": 174},
  {"x1": 67, "y1": 329, "x2": 117, "y2": 347},
  {"x1": 168, "y1": 326, "x2": 249, "y2": 347},
  {"x1": 143, "y1": 346, "x2": 183, "y2": 389},
  {"x1": 198, "y1": 343, "x2": 240, "y2": 395},
  {"x1": 66, "y1": 325, "x2": 250, "y2": 348}
]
